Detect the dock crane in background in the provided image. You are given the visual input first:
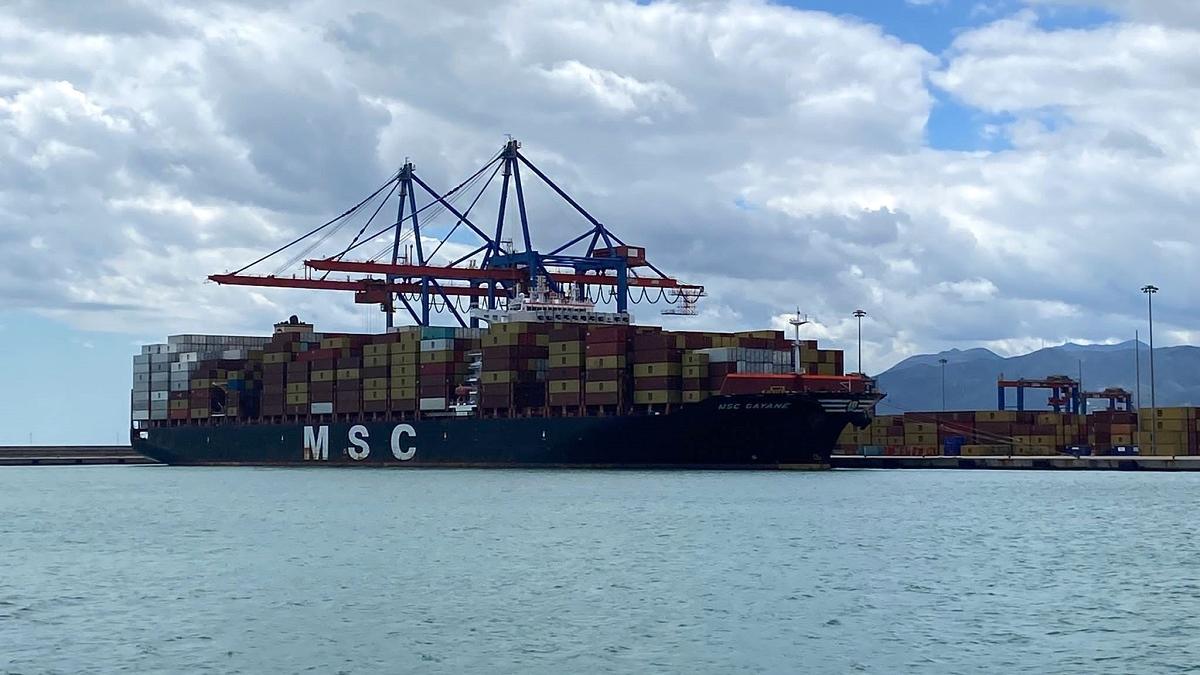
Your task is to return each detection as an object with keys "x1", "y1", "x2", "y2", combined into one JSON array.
[
  {"x1": 1082, "y1": 387, "x2": 1133, "y2": 413},
  {"x1": 997, "y1": 375, "x2": 1082, "y2": 414},
  {"x1": 208, "y1": 139, "x2": 705, "y2": 327}
]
